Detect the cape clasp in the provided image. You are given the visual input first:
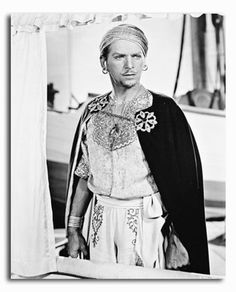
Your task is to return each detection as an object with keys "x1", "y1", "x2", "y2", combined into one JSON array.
[{"x1": 135, "y1": 111, "x2": 157, "y2": 133}]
